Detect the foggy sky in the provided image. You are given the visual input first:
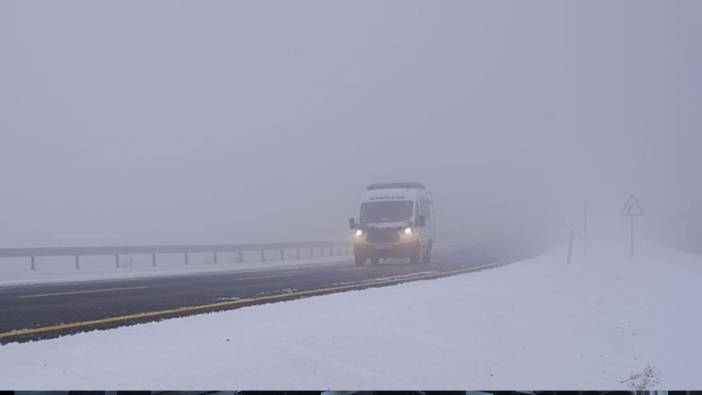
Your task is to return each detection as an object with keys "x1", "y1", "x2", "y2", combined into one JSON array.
[{"x1": 1, "y1": 1, "x2": 700, "y2": 250}]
